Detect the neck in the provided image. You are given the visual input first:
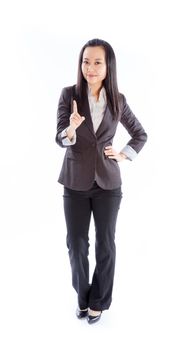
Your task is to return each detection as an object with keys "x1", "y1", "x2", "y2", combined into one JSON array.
[{"x1": 88, "y1": 83, "x2": 103, "y2": 100}]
